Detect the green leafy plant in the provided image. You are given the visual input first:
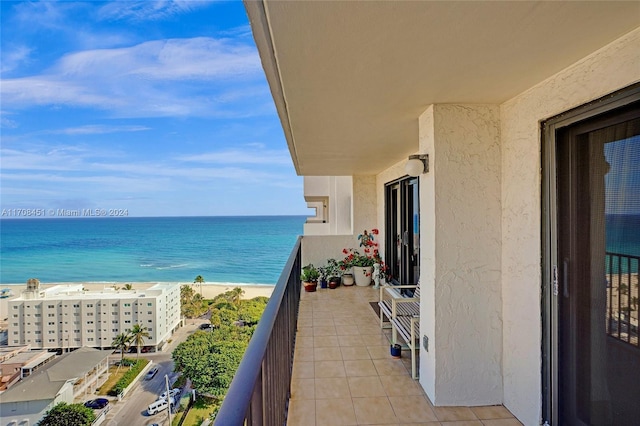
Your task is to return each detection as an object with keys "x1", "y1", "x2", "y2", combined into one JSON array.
[
  {"x1": 338, "y1": 229, "x2": 388, "y2": 280},
  {"x1": 300, "y1": 264, "x2": 320, "y2": 282}
]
